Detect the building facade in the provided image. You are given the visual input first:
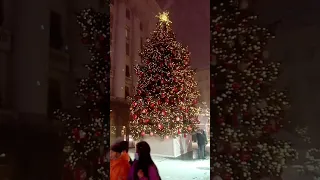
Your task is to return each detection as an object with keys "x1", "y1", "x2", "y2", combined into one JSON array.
[
  {"x1": 110, "y1": 0, "x2": 161, "y2": 142},
  {"x1": 195, "y1": 68, "x2": 210, "y2": 136},
  {"x1": 196, "y1": 68, "x2": 210, "y2": 106},
  {"x1": 0, "y1": 0, "x2": 108, "y2": 124},
  {"x1": 0, "y1": 0, "x2": 107, "y2": 178}
]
